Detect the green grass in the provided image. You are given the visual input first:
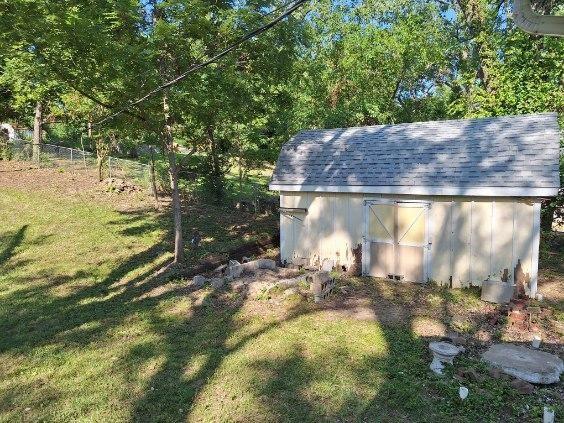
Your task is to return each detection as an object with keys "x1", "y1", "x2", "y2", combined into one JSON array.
[{"x1": 0, "y1": 187, "x2": 561, "y2": 422}]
